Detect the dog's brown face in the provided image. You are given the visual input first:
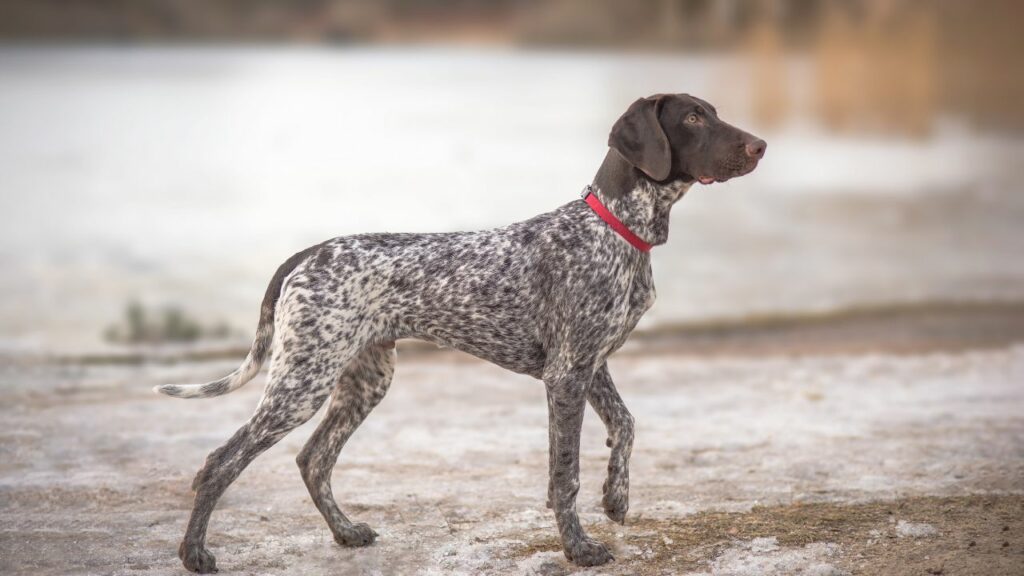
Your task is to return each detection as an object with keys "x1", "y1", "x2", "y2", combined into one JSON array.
[{"x1": 609, "y1": 93, "x2": 766, "y2": 185}]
